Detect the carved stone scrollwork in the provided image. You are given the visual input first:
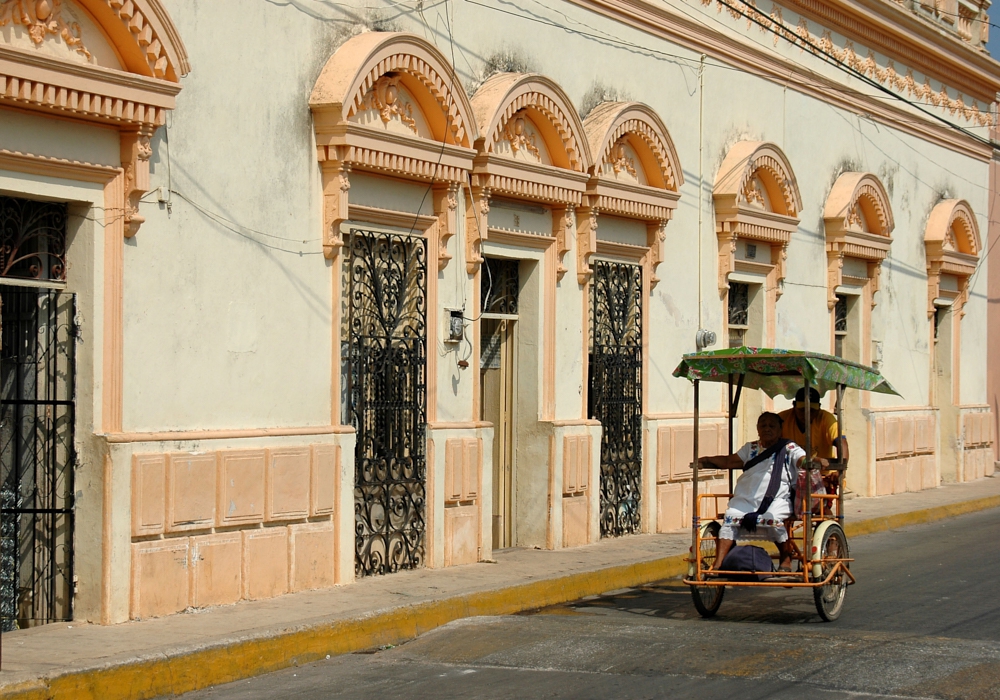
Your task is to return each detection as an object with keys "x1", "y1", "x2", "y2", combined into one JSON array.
[
  {"x1": 121, "y1": 127, "x2": 153, "y2": 238},
  {"x1": 321, "y1": 160, "x2": 351, "y2": 258},
  {"x1": 465, "y1": 186, "x2": 490, "y2": 275},
  {"x1": 775, "y1": 243, "x2": 788, "y2": 299},
  {"x1": 0, "y1": 0, "x2": 91, "y2": 60},
  {"x1": 577, "y1": 207, "x2": 598, "y2": 285},
  {"x1": 716, "y1": 226, "x2": 738, "y2": 298},
  {"x1": 552, "y1": 205, "x2": 575, "y2": 280},
  {"x1": 646, "y1": 220, "x2": 667, "y2": 289},
  {"x1": 826, "y1": 250, "x2": 844, "y2": 310},
  {"x1": 361, "y1": 75, "x2": 418, "y2": 134},
  {"x1": 433, "y1": 183, "x2": 459, "y2": 270}
]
